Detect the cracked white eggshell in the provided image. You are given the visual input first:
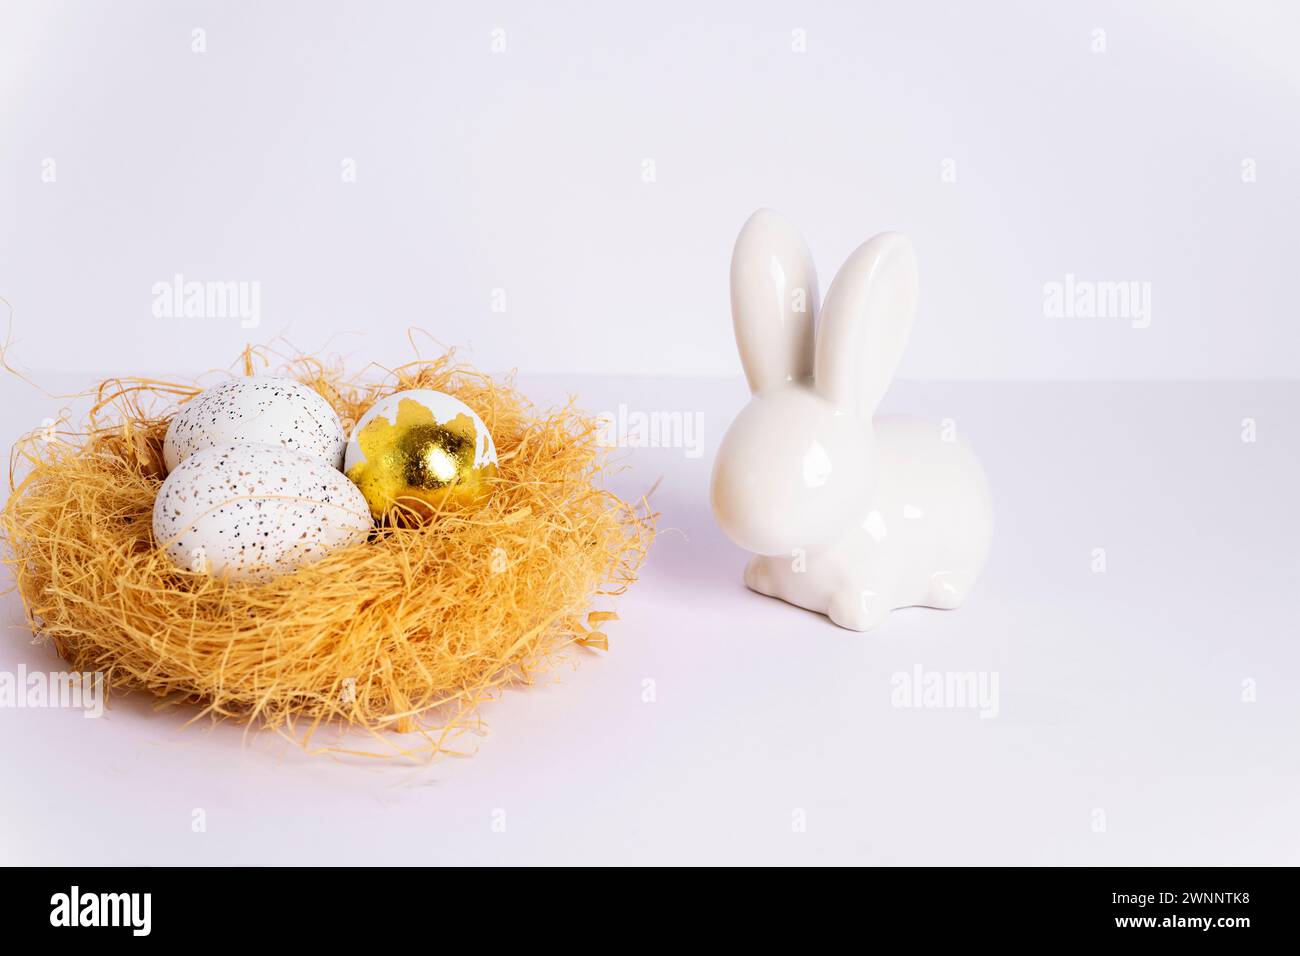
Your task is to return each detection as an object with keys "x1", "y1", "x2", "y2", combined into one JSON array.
[{"x1": 343, "y1": 388, "x2": 498, "y2": 474}]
